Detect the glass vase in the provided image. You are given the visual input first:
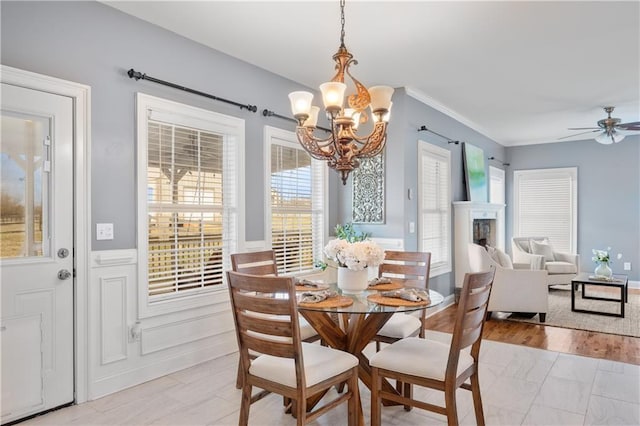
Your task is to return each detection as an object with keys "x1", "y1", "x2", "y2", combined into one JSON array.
[
  {"x1": 594, "y1": 261, "x2": 613, "y2": 279},
  {"x1": 337, "y1": 267, "x2": 369, "y2": 294}
]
